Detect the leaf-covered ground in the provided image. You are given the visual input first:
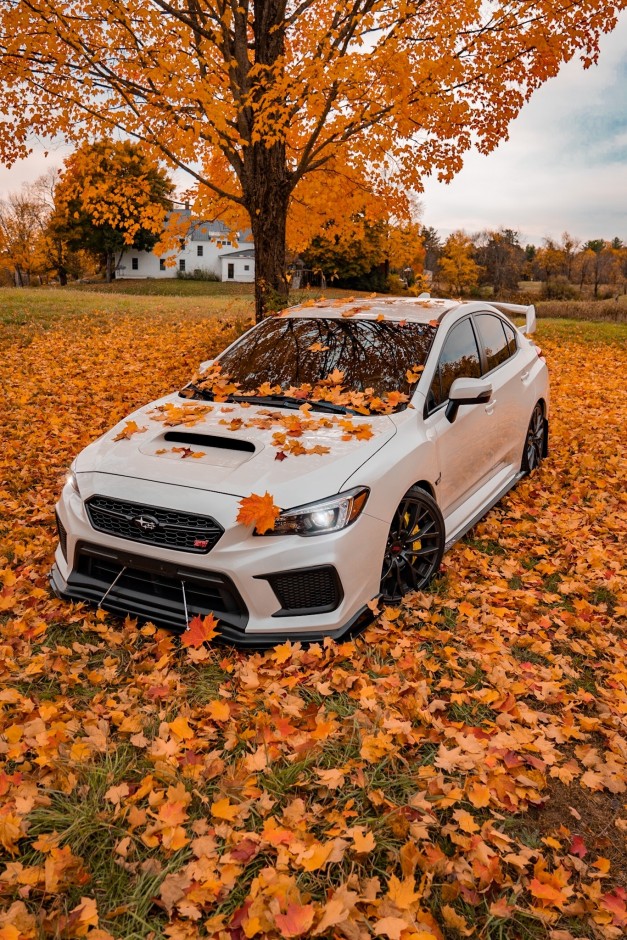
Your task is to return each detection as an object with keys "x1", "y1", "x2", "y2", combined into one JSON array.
[{"x1": 0, "y1": 294, "x2": 625, "y2": 940}]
